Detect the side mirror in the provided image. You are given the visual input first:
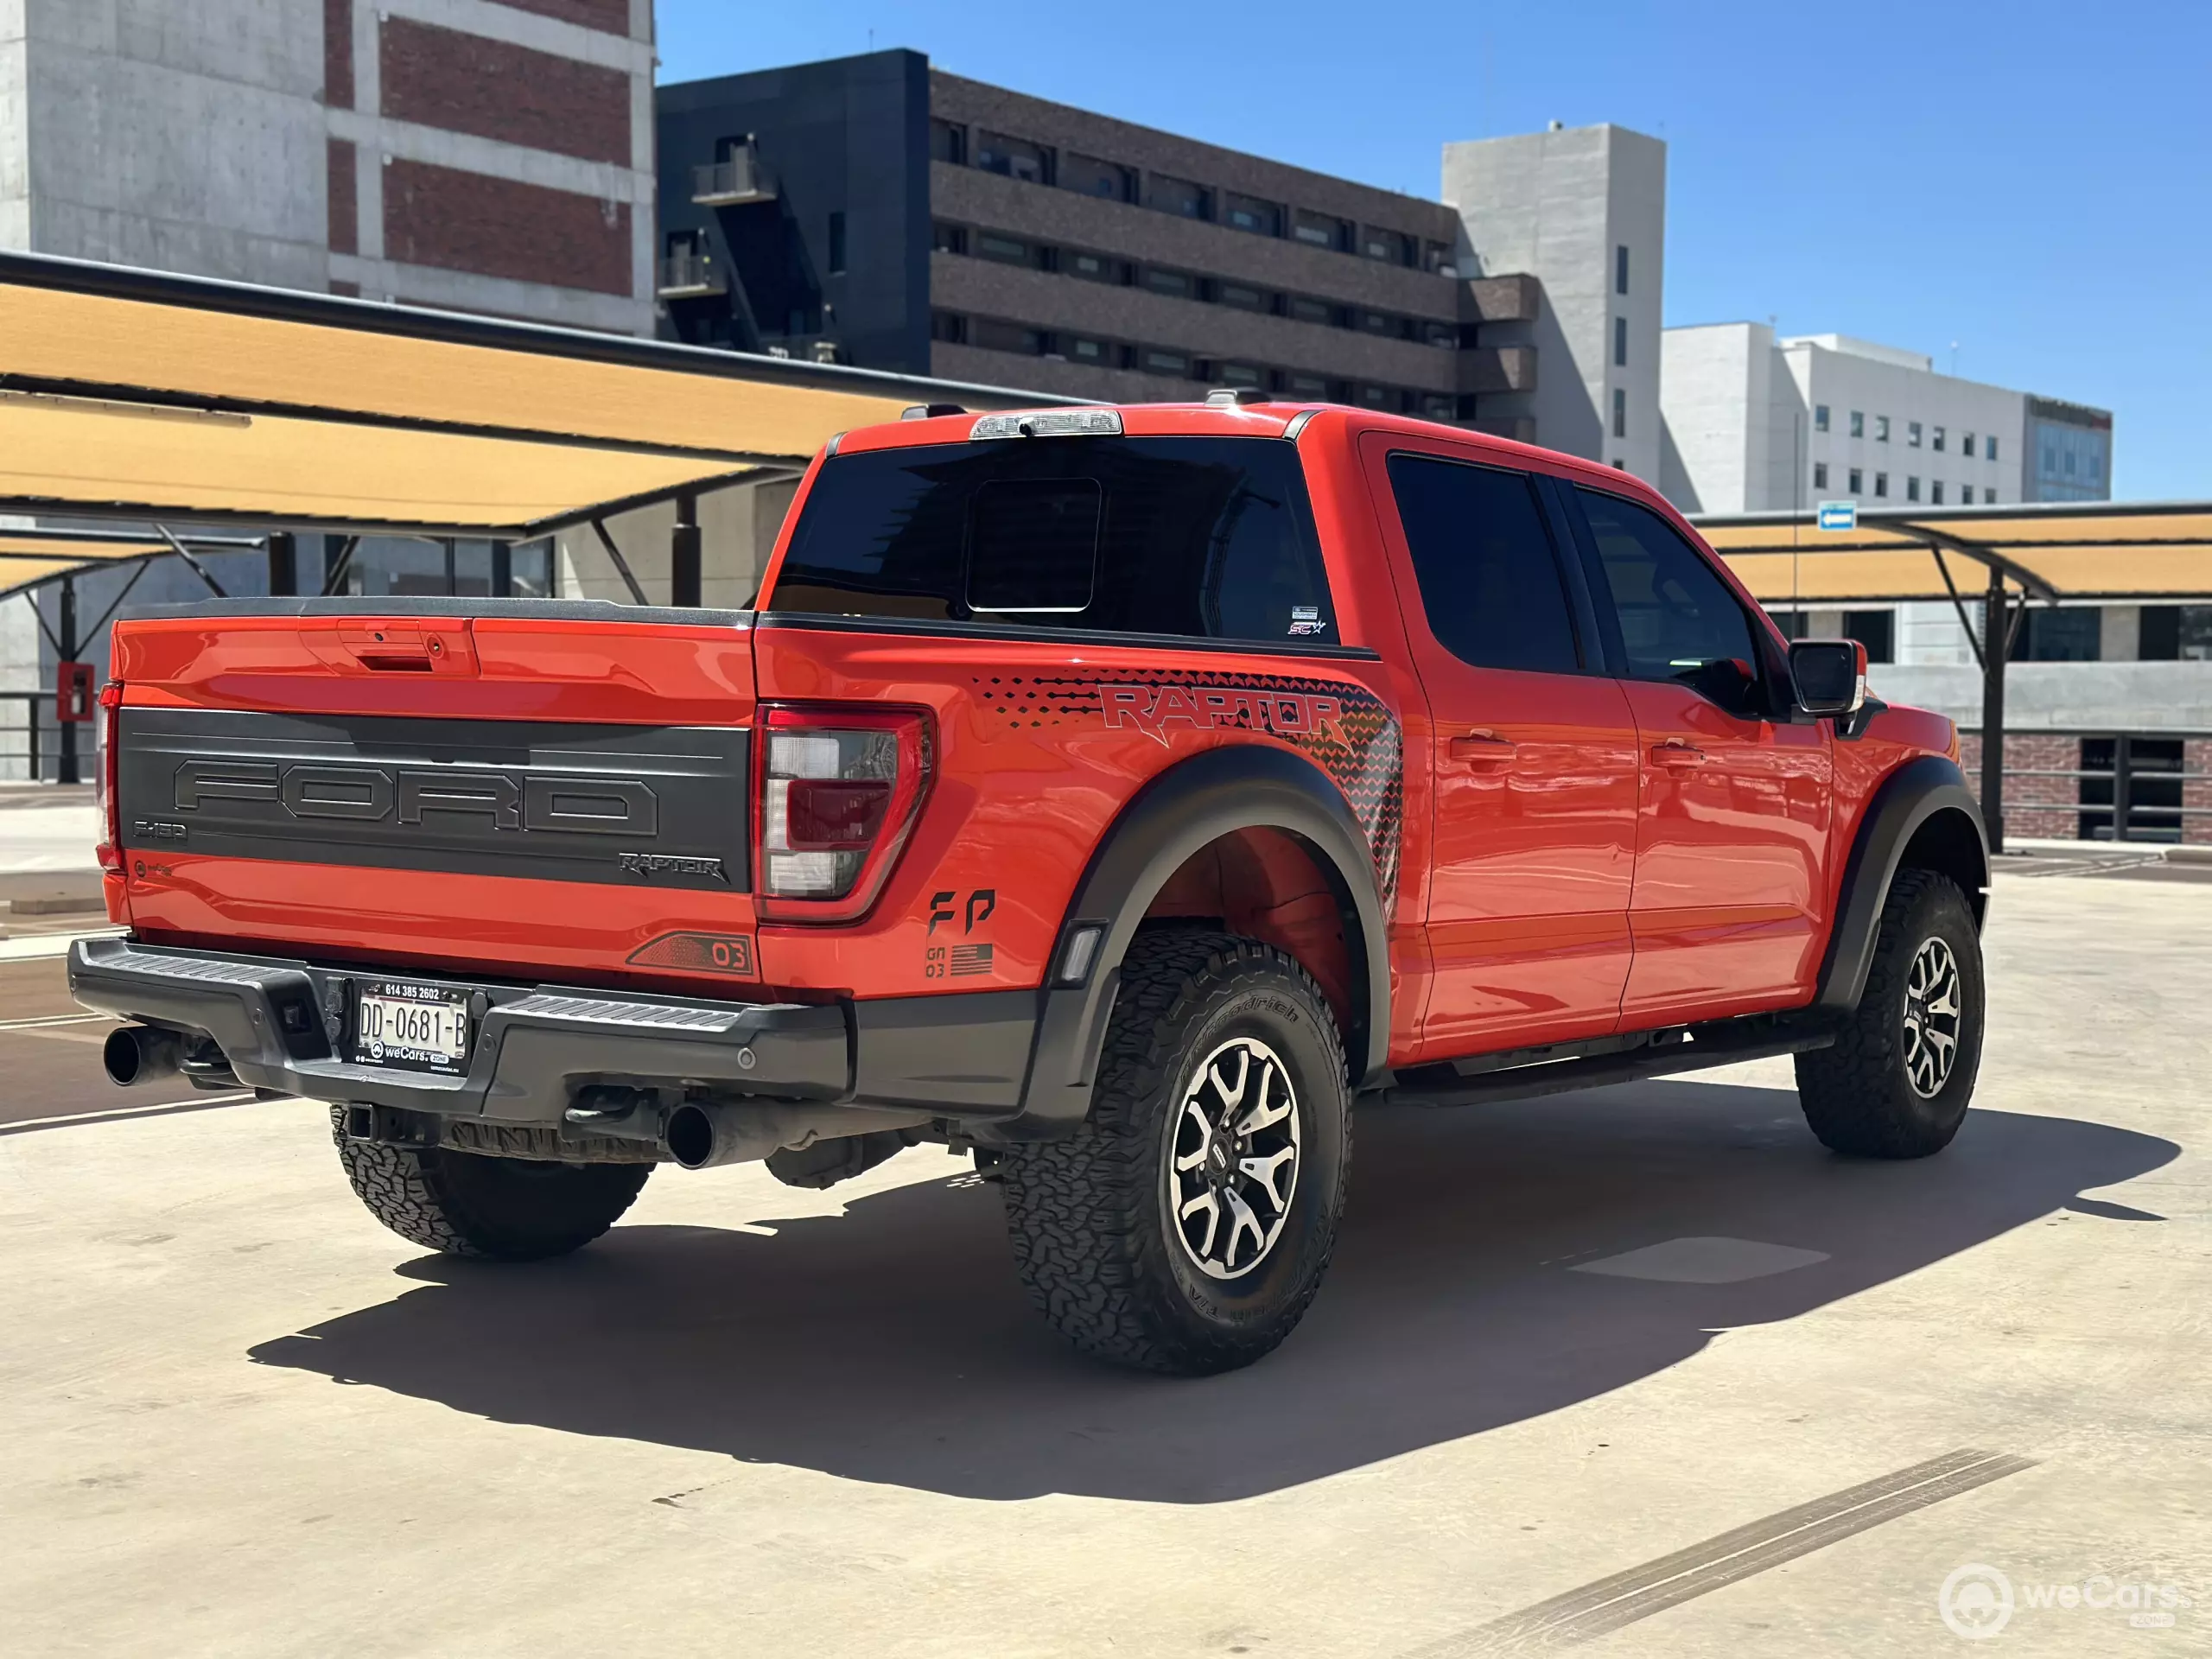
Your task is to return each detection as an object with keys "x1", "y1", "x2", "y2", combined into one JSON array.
[{"x1": 1790, "y1": 638, "x2": 1868, "y2": 717}]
